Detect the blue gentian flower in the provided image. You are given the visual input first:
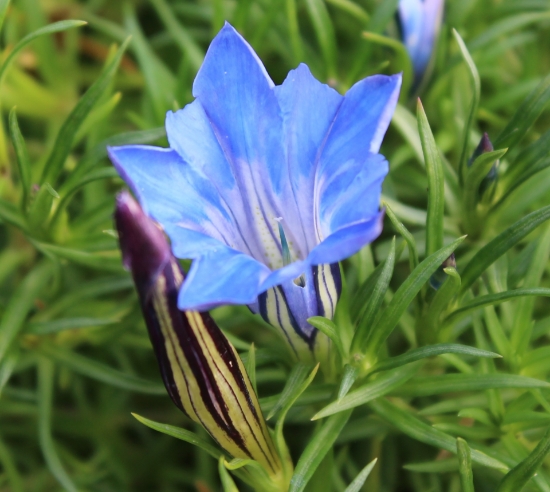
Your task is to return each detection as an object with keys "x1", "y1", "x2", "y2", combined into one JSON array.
[
  {"x1": 398, "y1": 0, "x2": 444, "y2": 84},
  {"x1": 109, "y1": 23, "x2": 401, "y2": 361}
]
